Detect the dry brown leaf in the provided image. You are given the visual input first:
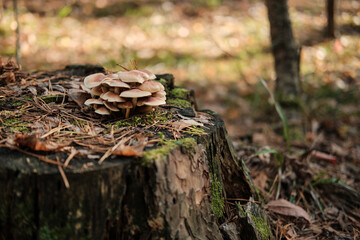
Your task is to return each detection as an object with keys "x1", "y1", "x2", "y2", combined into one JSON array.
[
  {"x1": 266, "y1": 199, "x2": 311, "y2": 223},
  {"x1": 112, "y1": 134, "x2": 147, "y2": 157},
  {"x1": 171, "y1": 119, "x2": 203, "y2": 131},
  {"x1": 113, "y1": 145, "x2": 144, "y2": 157},
  {"x1": 13, "y1": 133, "x2": 69, "y2": 152}
]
